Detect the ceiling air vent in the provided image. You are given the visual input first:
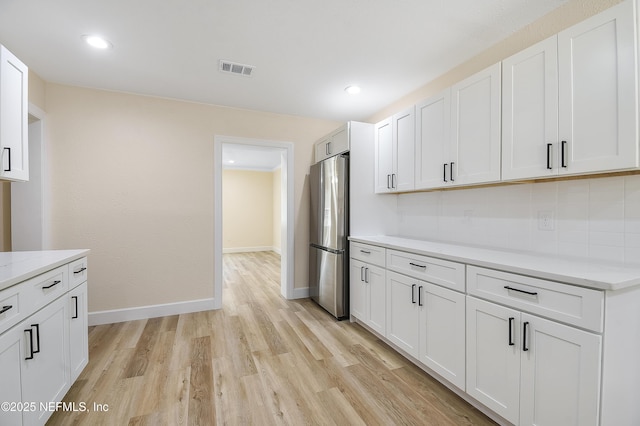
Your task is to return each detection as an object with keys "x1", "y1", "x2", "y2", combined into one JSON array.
[{"x1": 220, "y1": 60, "x2": 255, "y2": 77}]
